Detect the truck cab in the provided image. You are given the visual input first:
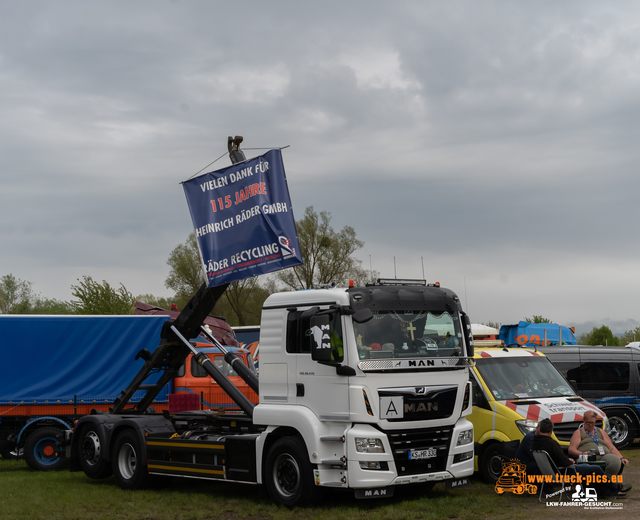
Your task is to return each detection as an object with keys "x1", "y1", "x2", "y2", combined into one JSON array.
[{"x1": 254, "y1": 280, "x2": 475, "y2": 496}]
